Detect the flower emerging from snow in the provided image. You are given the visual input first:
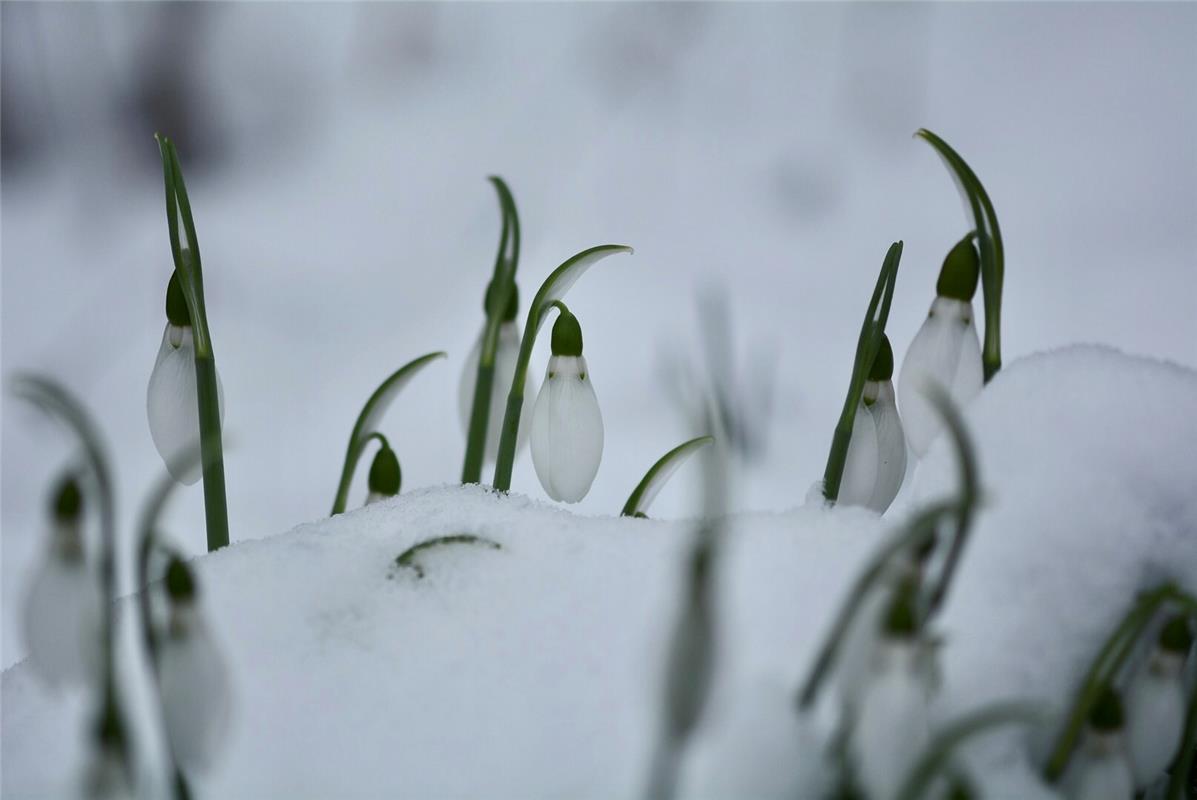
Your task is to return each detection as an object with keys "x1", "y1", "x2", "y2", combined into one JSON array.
[
  {"x1": 530, "y1": 307, "x2": 603, "y2": 503},
  {"x1": 458, "y1": 283, "x2": 535, "y2": 463},
  {"x1": 366, "y1": 440, "x2": 401, "y2": 505},
  {"x1": 898, "y1": 236, "x2": 984, "y2": 457},
  {"x1": 1125, "y1": 616, "x2": 1191, "y2": 790},
  {"x1": 1066, "y1": 686, "x2": 1135, "y2": 800},
  {"x1": 157, "y1": 557, "x2": 232, "y2": 773},
  {"x1": 840, "y1": 335, "x2": 907, "y2": 513},
  {"x1": 23, "y1": 476, "x2": 102, "y2": 687},
  {"x1": 146, "y1": 273, "x2": 224, "y2": 484}
]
